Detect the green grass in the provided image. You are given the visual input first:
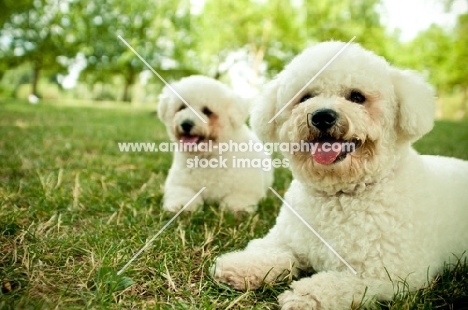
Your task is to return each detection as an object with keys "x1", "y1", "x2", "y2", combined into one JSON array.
[{"x1": 1, "y1": 99, "x2": 467, "y2": 309}]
